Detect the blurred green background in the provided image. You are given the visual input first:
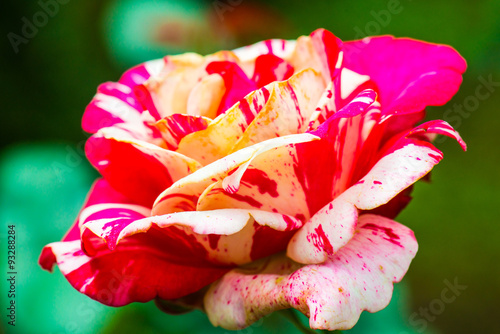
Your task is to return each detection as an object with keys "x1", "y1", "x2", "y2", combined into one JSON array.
[{"x1": 1, "y1": 0, "x2": 499, "y2": 333}]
